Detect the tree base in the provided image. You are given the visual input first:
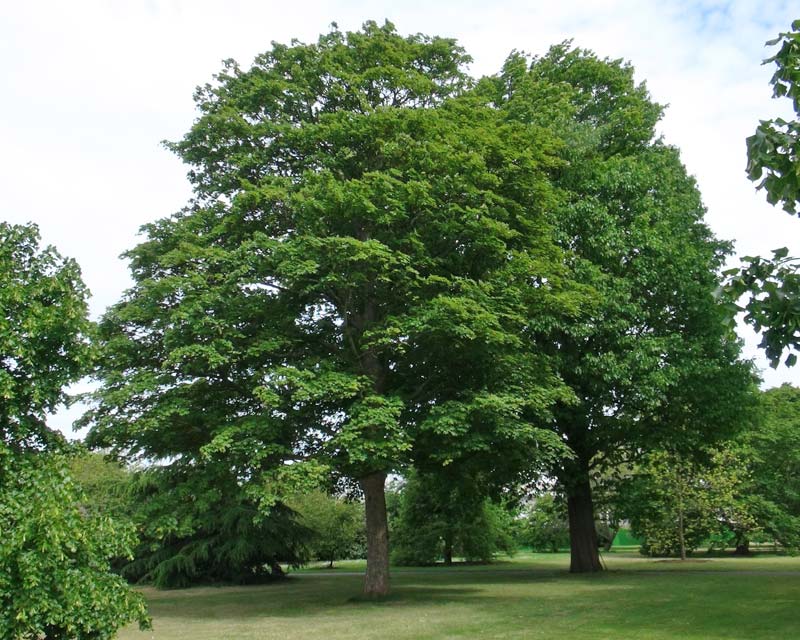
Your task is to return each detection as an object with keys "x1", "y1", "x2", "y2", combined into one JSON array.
[{"x1": 567, "y1": 478, "x2": 603, "y2": 573}]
